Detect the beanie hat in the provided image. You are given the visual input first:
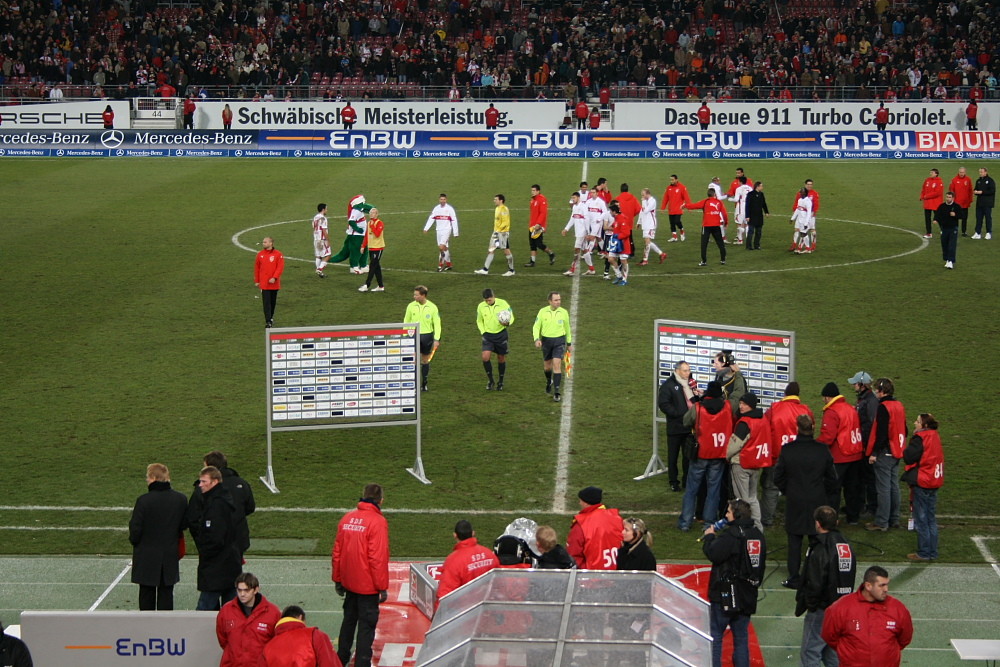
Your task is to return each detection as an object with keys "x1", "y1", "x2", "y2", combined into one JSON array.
[
  {"x1": 740, "y1": 392, "x2": 759, "y2": 409},
  {"x1": 822, "y1": 382, "x2": 840, "y2": 397},
  {"x1": 704, "y1": 381, "x2": 724, "y2": 399},
  {"x1": 578, "y1": 486, "x2": 603, "y2": 505}
]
